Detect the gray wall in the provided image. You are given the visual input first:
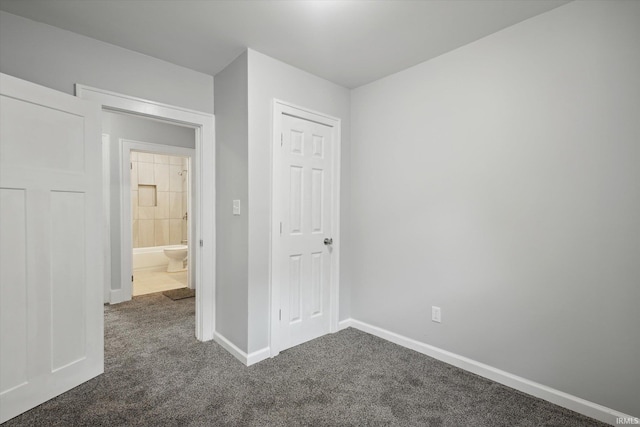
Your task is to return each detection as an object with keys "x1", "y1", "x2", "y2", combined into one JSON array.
[
  {"x1": 350, "y1": 0, "x2": 640, "y2": 417},
  {"x1": 214, "y1": 52, "x2": 249, "y2": 353},
  {"x1": 247, "y1": 49, "x2": 351, "y2": 353},
  {"x1": 103, "y1": 111, "x2": 195, "y2": 296},
  {"x1": 0, "y1": 11, "x2": 213, "y2": 113}
]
